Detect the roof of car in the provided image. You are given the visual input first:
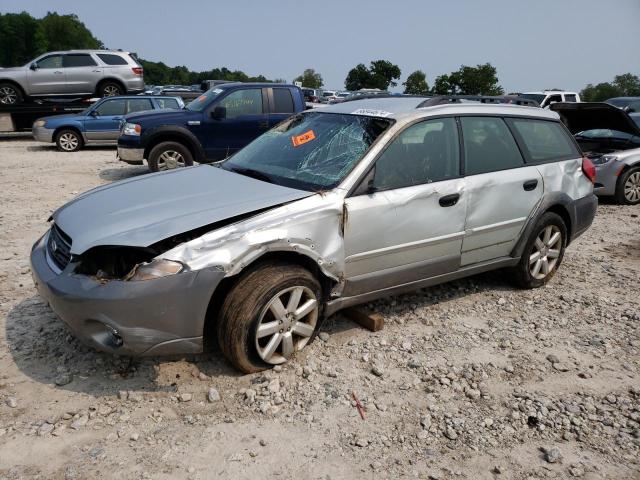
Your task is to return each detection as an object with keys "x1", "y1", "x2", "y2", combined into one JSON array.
[
  {"x1": 318, "y1": 97, "x2": 559, "y2": 121},
  {"x1": 217, "y1": 82, "x2": 298, "y2": 89},
  {"x1": 44, "y1": 49, "x2": 132, "y2": 55}
]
